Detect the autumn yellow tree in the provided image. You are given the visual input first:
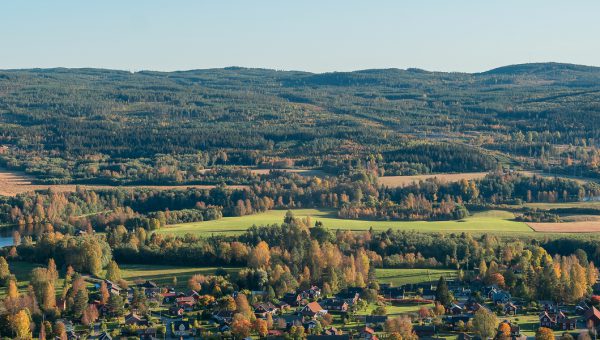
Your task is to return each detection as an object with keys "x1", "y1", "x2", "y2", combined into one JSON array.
[
  {"x1": 42, "y1": 282, "x2": 57, "y2": 312},
  {"x1": 232, "y1": 313, "x2": 252, "y2": 338},
  {"x1": 253, "y1": 318, "x2": 268, "y2": 337},
  {"x1": 535, "y1": 327, "x2": 555, "y2": 340},
  {"x1": 248, "y1": 241, "x2": 270, "y2": 269},
  {"x1": 498, "y1": 322, "x2": 511, "y2": 339},
  {"x1": 10, "y1": 309, "x2": 32, "y2": 339}
]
